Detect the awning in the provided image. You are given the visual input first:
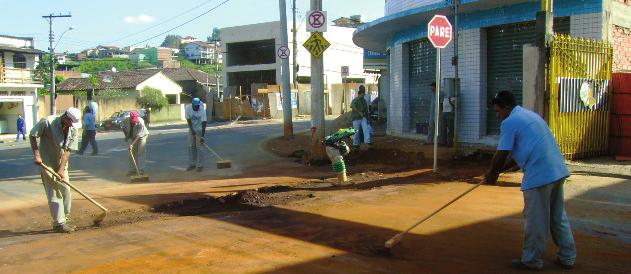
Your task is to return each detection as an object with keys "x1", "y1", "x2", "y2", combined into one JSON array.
[{"x1": 353, "y1": 0, "x2": 538, "y2": 52}]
